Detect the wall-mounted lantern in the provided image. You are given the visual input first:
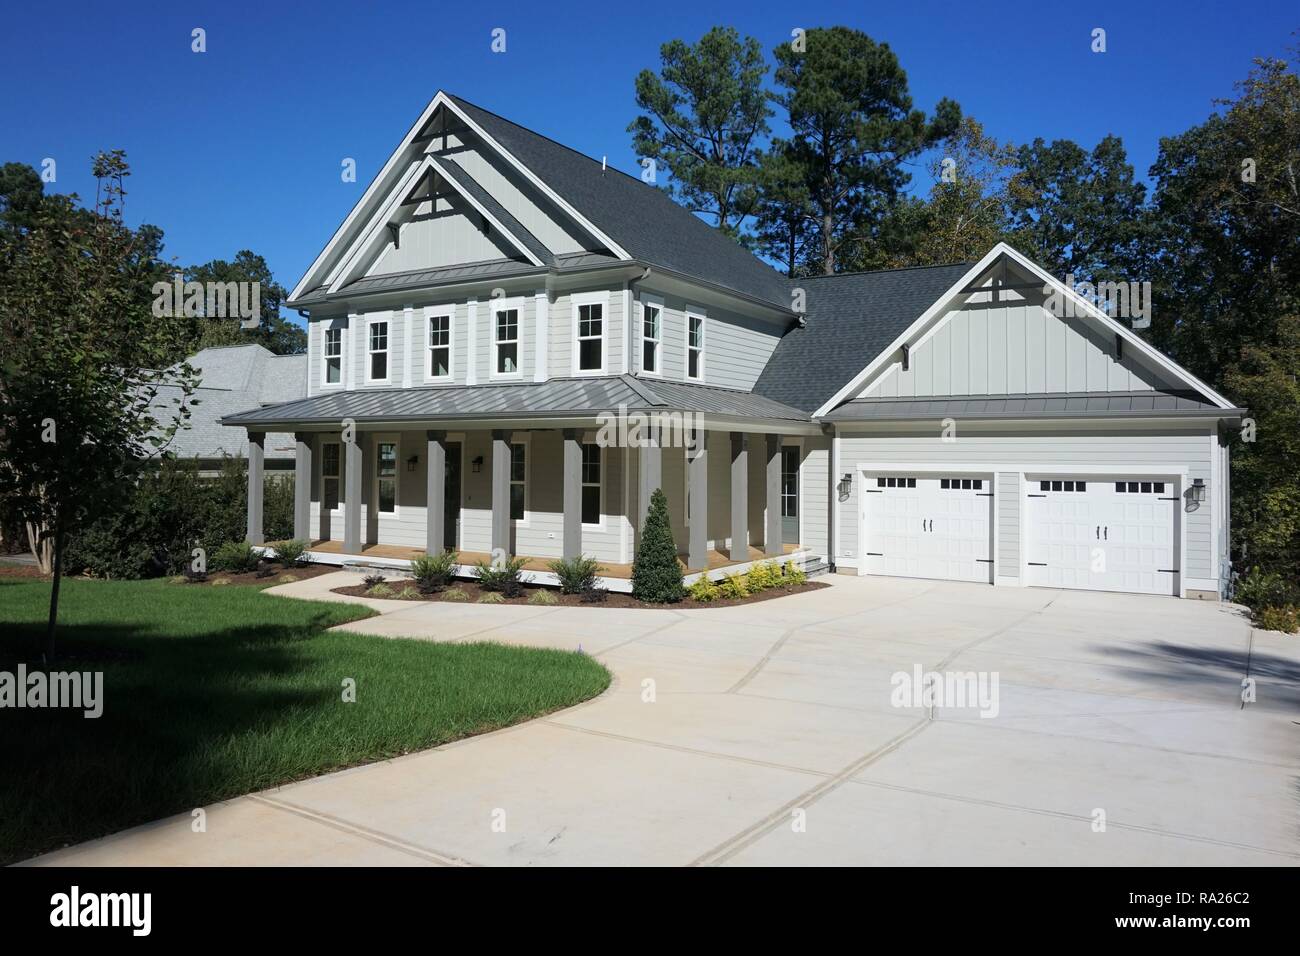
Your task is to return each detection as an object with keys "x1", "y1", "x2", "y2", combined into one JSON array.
[
  {"x1": 837, "y1": 472, "x2": 853, "y2": 501},
  {"x1": 1191, "y1": 478, "x2": 1206, "y2": 503},
  {"x1": 406, "y1": 454, "x2": 419, "y2": 473},
  {"x1": 472, "y1": 455, "x2": 484, "y2": 474}
]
